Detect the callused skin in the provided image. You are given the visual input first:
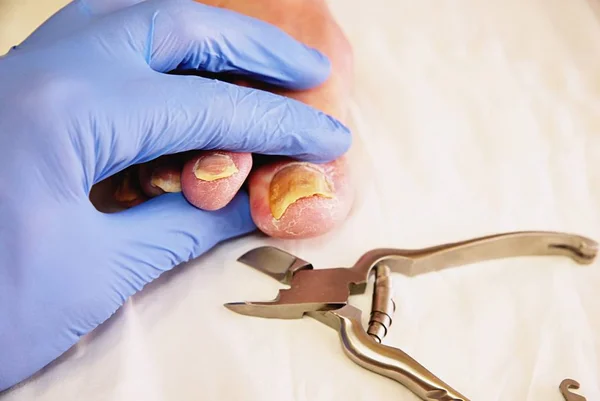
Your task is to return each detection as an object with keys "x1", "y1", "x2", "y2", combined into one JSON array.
[{"x1": 111, "y1": 0, "x2": 354, "y2": 239}]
